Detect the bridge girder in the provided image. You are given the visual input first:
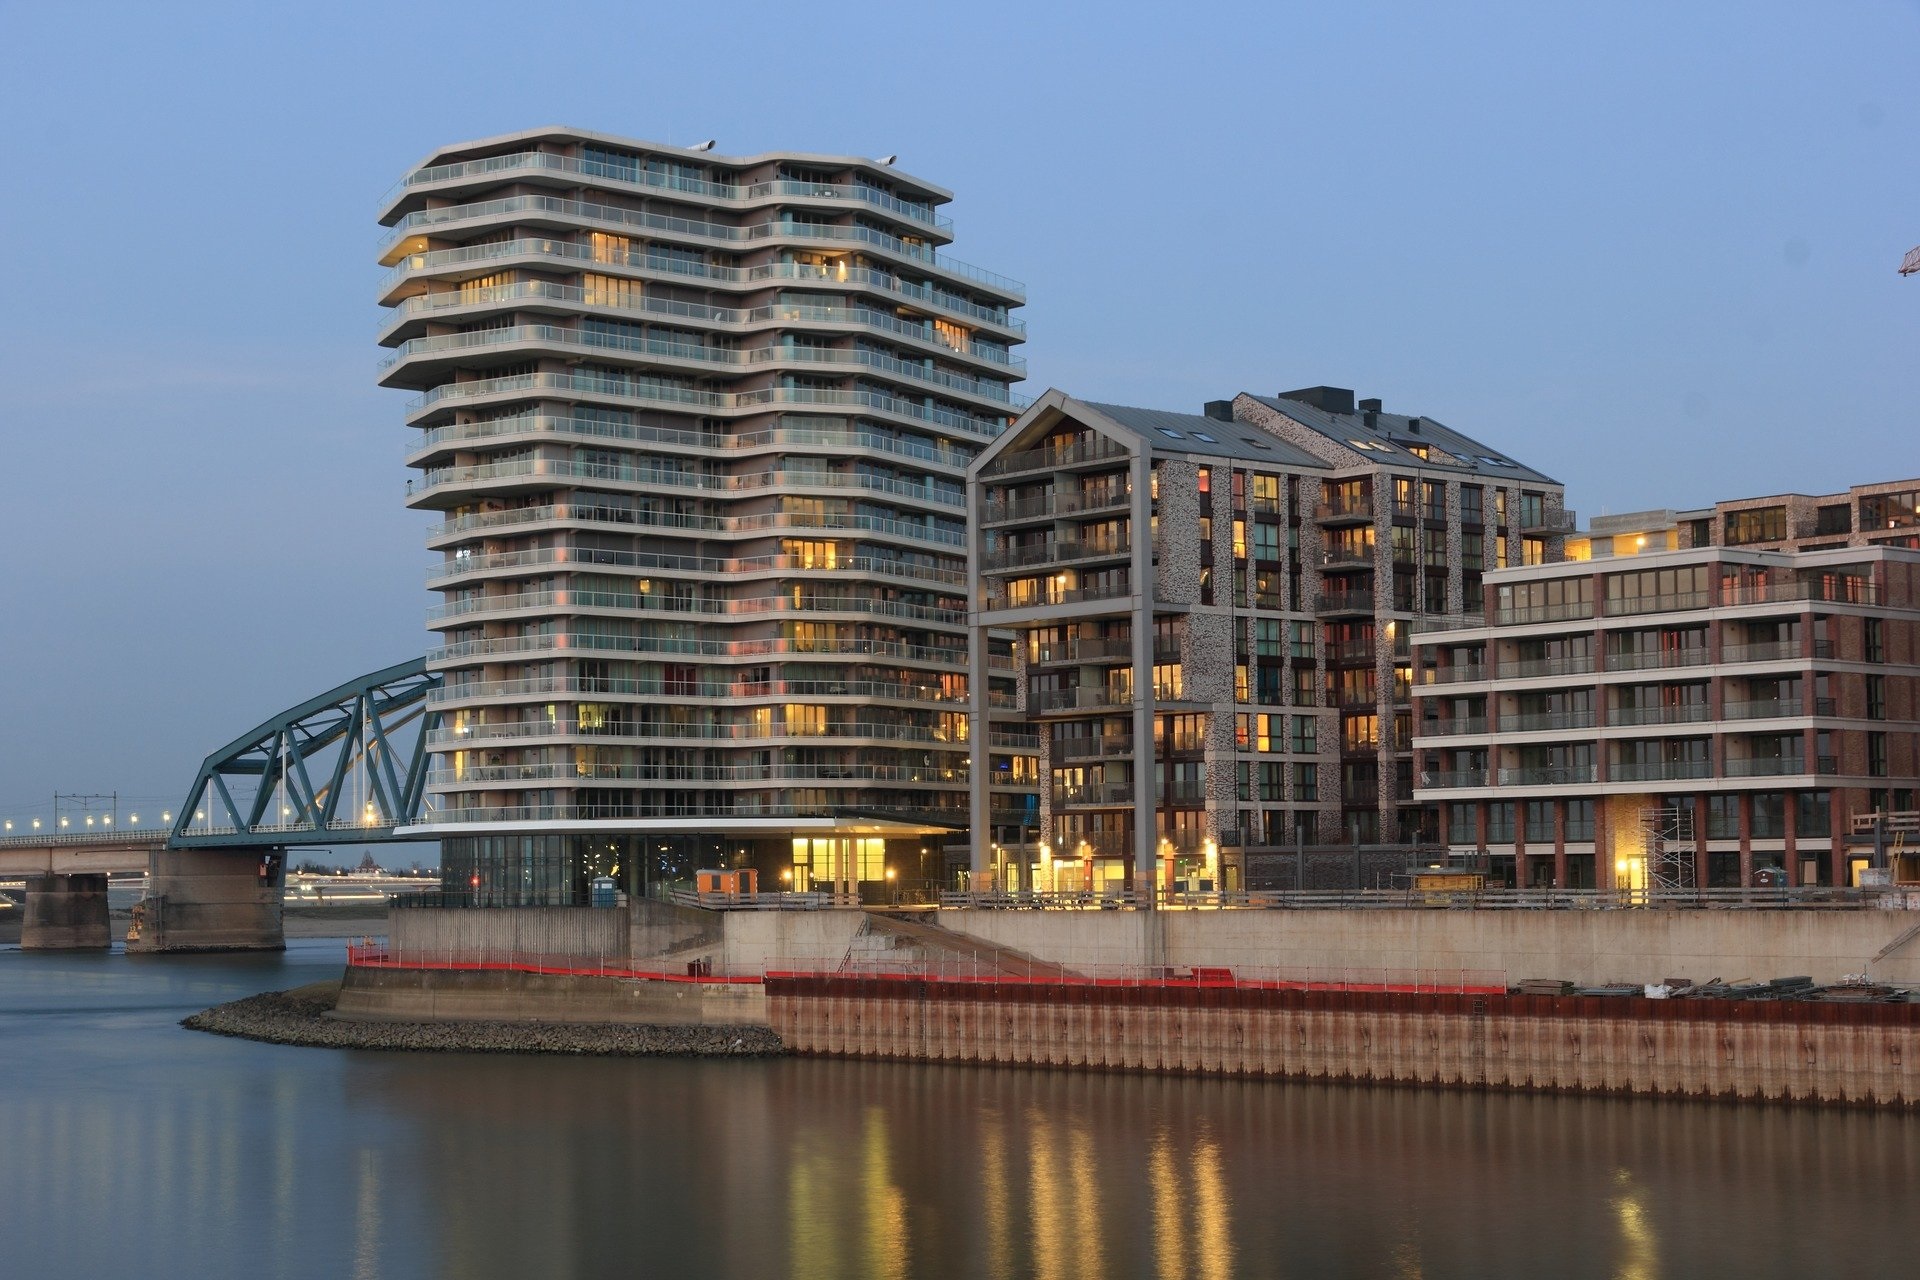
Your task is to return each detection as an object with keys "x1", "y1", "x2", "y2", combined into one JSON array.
[{"x1": 170, "y1": 659, "x2": 441, "y2": 849}]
